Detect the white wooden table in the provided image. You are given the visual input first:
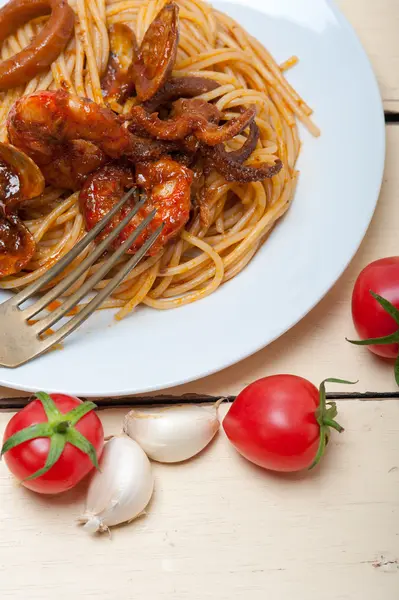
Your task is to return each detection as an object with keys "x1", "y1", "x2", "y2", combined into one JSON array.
[{"x1": 1, "y1": 1, "x2": 399, "y2": 598}]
